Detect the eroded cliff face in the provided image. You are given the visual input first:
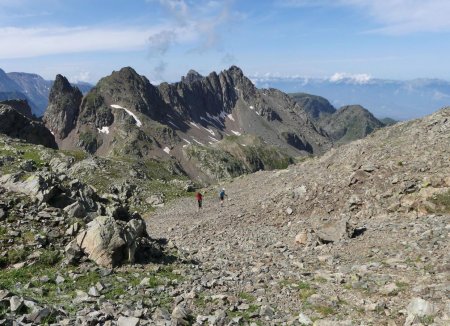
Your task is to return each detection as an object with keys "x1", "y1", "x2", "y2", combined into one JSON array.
[
  {"x1": 0, "y1": 101, "x2": 56, "y2": 148},
  {"x1": 44, "y1": 74, "x2": 82, "y2": 139}
]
